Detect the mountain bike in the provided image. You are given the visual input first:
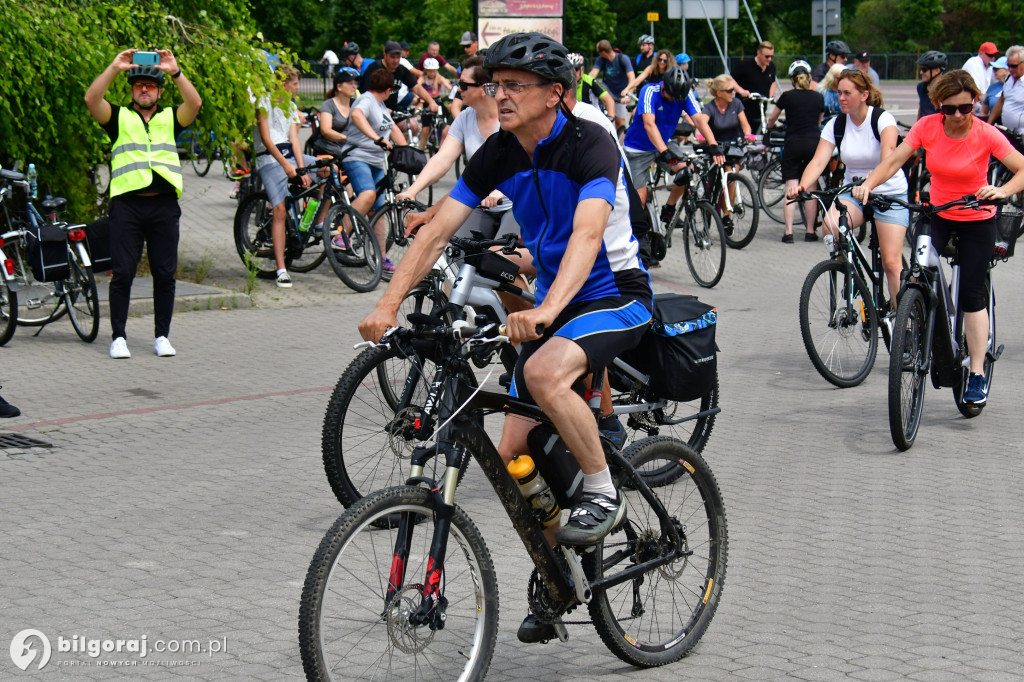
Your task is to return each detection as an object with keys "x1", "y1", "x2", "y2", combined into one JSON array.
[
  {"x1": 233, "y1": 159, "x2": 333, "y2": 280},
  {"x1": 658, "y1": 149, "x2": 728, "y2": 287},
  {"x1": 796, "y1": 183, "x2": 907, "y2": 388},
  {"x1": 0, "y1": 169, "x2": 100, "y2": 343},
  {"x1": 300, "y1": 317, "x2": 728, "y2": 680},
  {"x1": 320, "y1": 234, "x2": 721, "y2": 512},
  {"x1": 878, "y1": 193, "x2": 1020, "y2": 451},
  {"x1": 695, "y1": 140, "x2": 760, "y2": 249},
  {"x1": 367, "y1": 142, "x2": 429, "y2": 280}
]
